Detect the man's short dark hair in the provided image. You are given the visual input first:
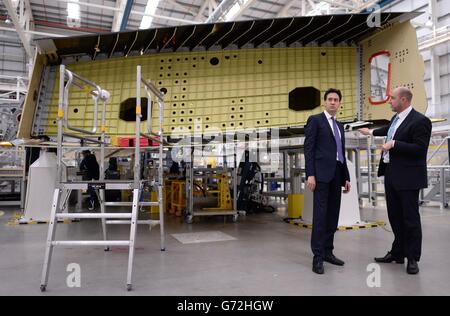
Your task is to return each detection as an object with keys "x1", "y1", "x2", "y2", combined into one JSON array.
[{"x1": 324, "y1": 88, "x2": 342, "y2": 102}]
